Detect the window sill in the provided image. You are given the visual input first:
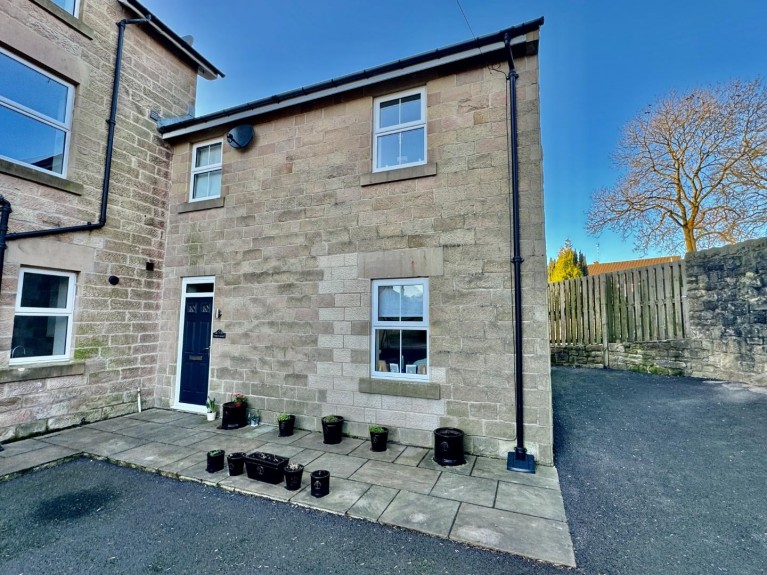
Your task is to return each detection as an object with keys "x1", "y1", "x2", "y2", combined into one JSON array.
[
  {"x1": 29, "y1": 0, "x2": 94, "y2": 39},
  {"x1": 0, "y1": 361, "x2": 85, "y2": 384},
  {"x1": 361, "y1": 163, "x2": 437, "y2": 187},
  {"x1": 0, "y1": 158, "x2": 83, "y2": 195},
  {"x1": 359, "y1": 377, "x2": 440, "y2": 400},
  {"x1": 176, "y1": 197, "x2": 225, "y2": 214}
]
